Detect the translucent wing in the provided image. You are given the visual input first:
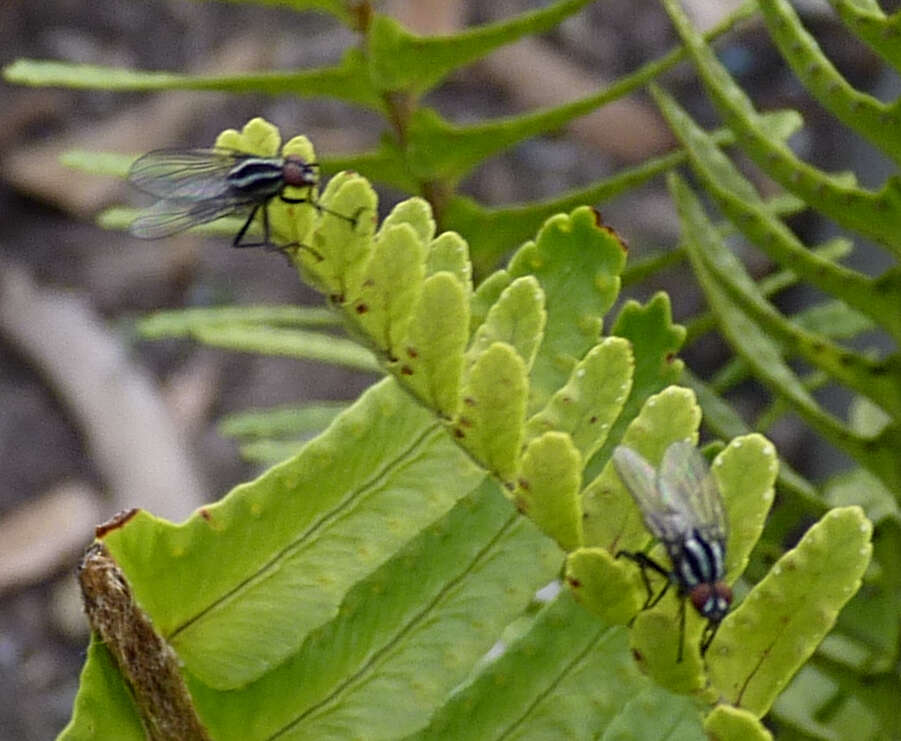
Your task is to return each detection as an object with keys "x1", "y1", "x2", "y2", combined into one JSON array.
[
  {"x1": 128, "y1": 149, "x2": 243, "y2": 200},
  {"x1": 612, "y1": 445, "x2": 684, "y2": 545},
  {"x1": 657, "y1": 441, "x2": 727, "y2": 544},
  {"x1": 129, "y1": 196, "x2": 251, "y2": 239}
]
